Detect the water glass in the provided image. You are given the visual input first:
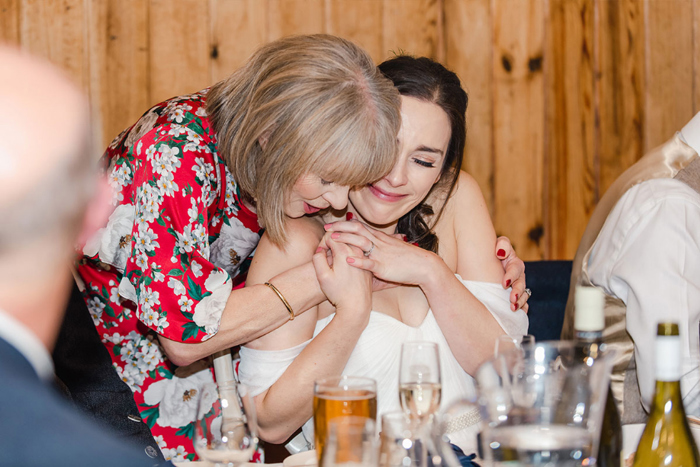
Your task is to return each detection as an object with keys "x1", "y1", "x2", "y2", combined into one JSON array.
[
  {"x1": 379, "y1": 412, "x2": 429, "y2": 467},
  {"x1": 476, "y1": 341, "x2": 614, "y2": 467},
  {"x1": 193, "y1": 381, "x2": 258, "y2": 467}
]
